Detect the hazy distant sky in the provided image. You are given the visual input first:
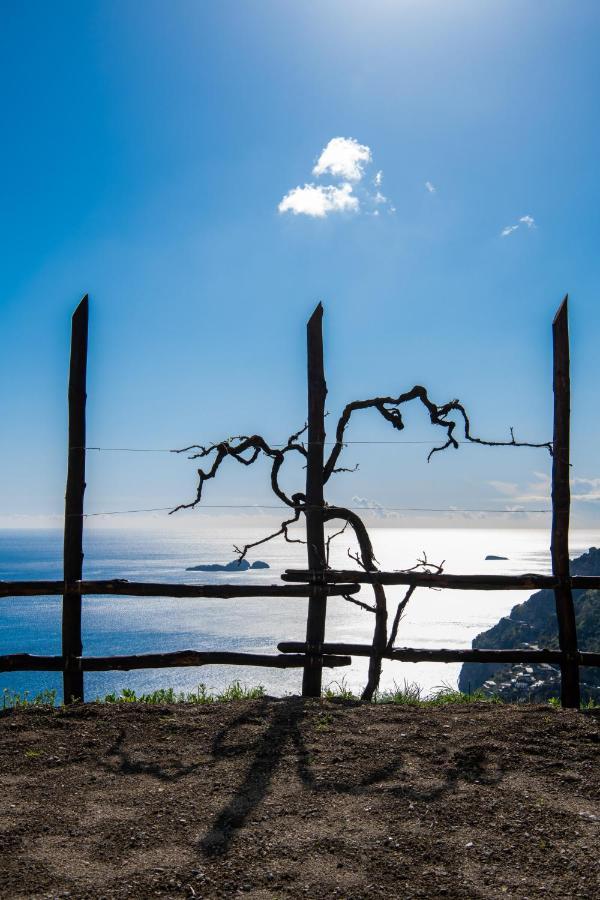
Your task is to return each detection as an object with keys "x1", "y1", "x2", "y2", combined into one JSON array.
[{"x1": 1, "y1": 1, "x2": 600, "y2": 529}]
